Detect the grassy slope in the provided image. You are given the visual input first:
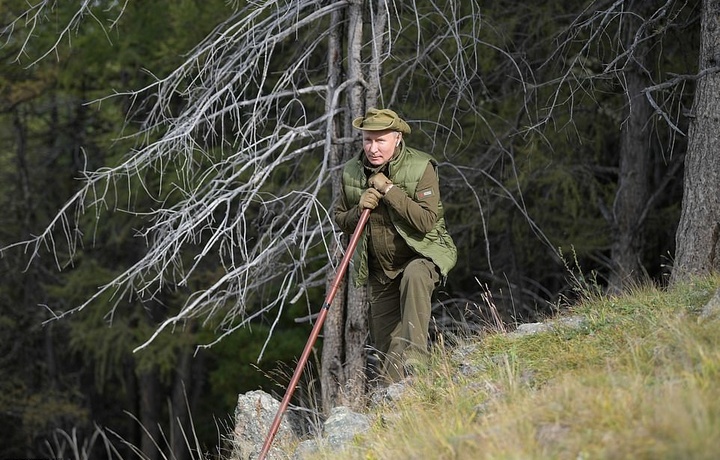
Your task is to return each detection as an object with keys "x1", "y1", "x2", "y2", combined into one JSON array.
[{"x1": 309, "y1": 276, "x2": 720, "y2": 460}]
